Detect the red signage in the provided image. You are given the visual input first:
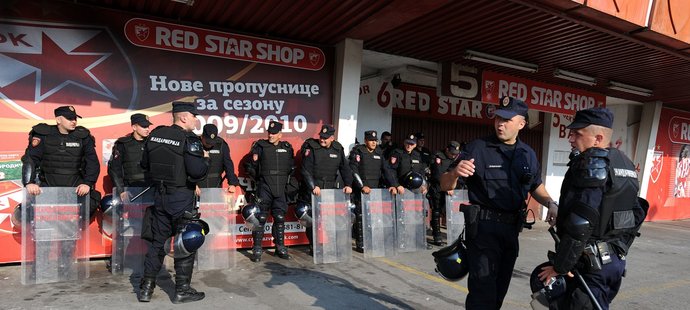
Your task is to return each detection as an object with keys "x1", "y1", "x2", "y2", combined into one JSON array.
[
  {"x1": 125, "y1": 18, "x2": 325, "y2": 71},
  {"x1": 668, "y1": 116, "x2": 690, "y2": 144},
  {"x1": 481, "y1": 71, "x2": 606, "y2": 115}
]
